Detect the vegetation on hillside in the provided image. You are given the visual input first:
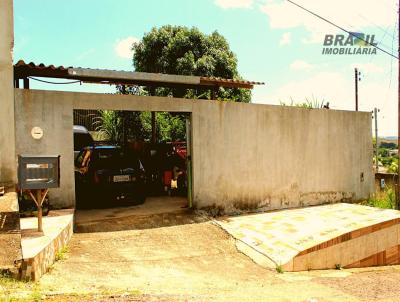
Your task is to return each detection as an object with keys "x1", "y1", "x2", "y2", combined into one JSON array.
[{"x1": 375, "y1": 138, "x2": 398, "y2": 173}]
